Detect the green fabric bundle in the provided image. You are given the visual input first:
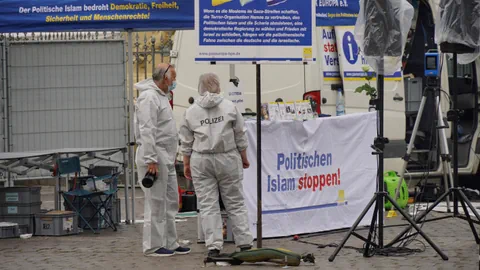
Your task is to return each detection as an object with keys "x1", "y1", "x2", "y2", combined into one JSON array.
[{"x1": 230, "y1": 248, "x2": 304, "y2": 266}]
